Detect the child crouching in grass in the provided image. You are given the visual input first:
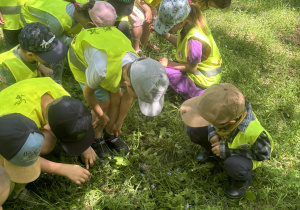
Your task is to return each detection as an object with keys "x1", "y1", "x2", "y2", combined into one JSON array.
[
  {"x1": 180, "y1": 83, "x2": 273, "y2": 199},
  {"x1": 155, "y1": 0, "x2": 222, "y2": 100}
]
